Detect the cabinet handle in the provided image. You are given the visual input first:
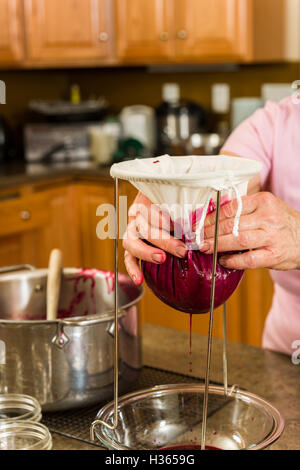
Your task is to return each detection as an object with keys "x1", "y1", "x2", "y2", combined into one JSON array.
[
  {"x1": 20, "y1": 210, "x2": 31, "y2": 221},
  {"x1": 177, "y1": 30, "x2": 188, "y2": 40},
  {"x1": 99, "y1": 32, "x2": 109, "y2": 42},
  {"x1": 159, "y1": 32, "x2": 169, "y2": 41}
]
